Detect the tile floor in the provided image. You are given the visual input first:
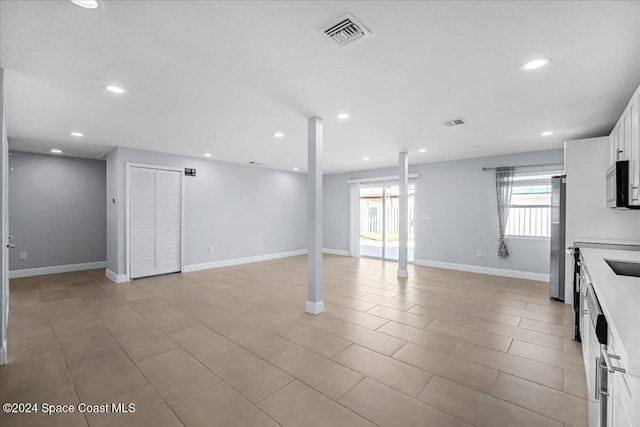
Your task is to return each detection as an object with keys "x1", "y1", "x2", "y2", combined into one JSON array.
[{"x1": 0, "y1": 255, "x2": 587, "y2": 427}]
